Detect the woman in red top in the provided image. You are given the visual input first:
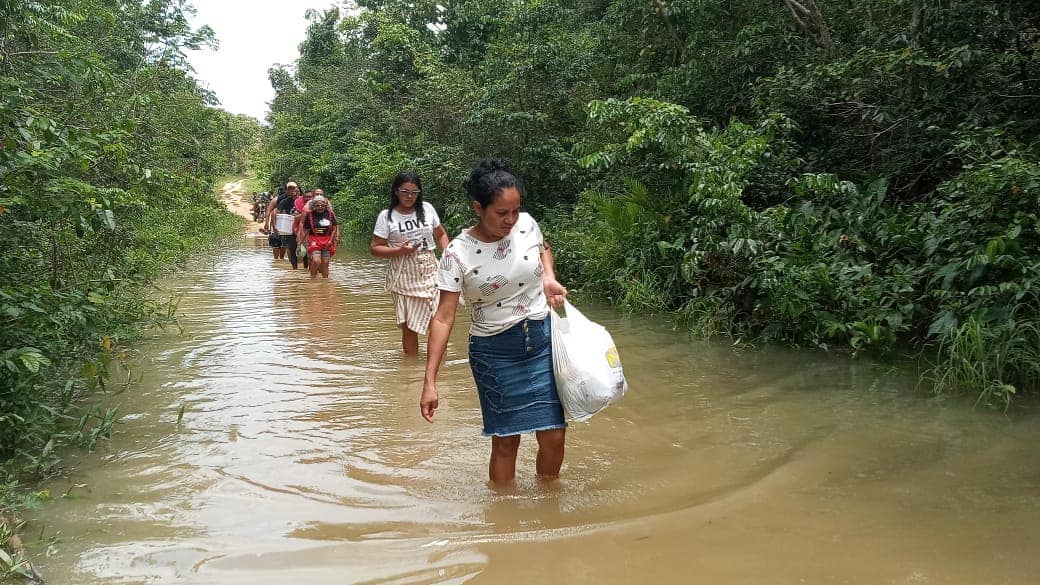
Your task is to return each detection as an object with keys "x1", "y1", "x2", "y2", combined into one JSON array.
[{"x1": 300, "y1": 195, "x2": 339, "y2": 278}]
